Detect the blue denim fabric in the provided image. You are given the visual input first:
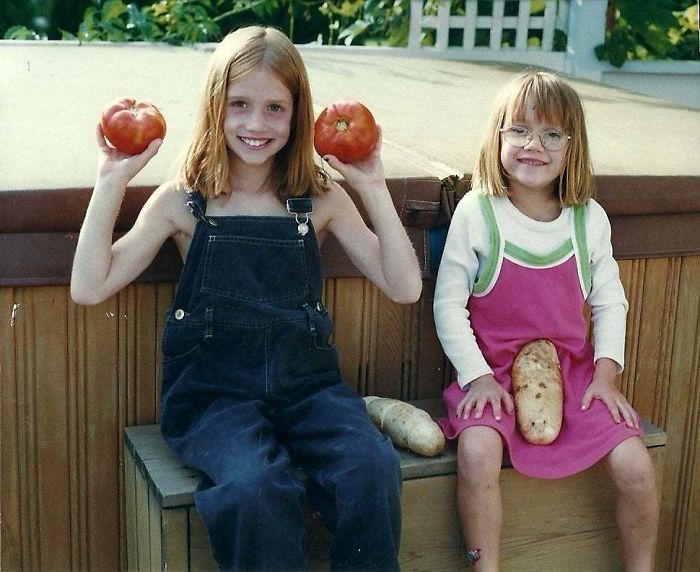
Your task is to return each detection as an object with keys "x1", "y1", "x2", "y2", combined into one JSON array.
[{"x1": 160, "y1": 192, "x2": 401, "y2": 571}]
